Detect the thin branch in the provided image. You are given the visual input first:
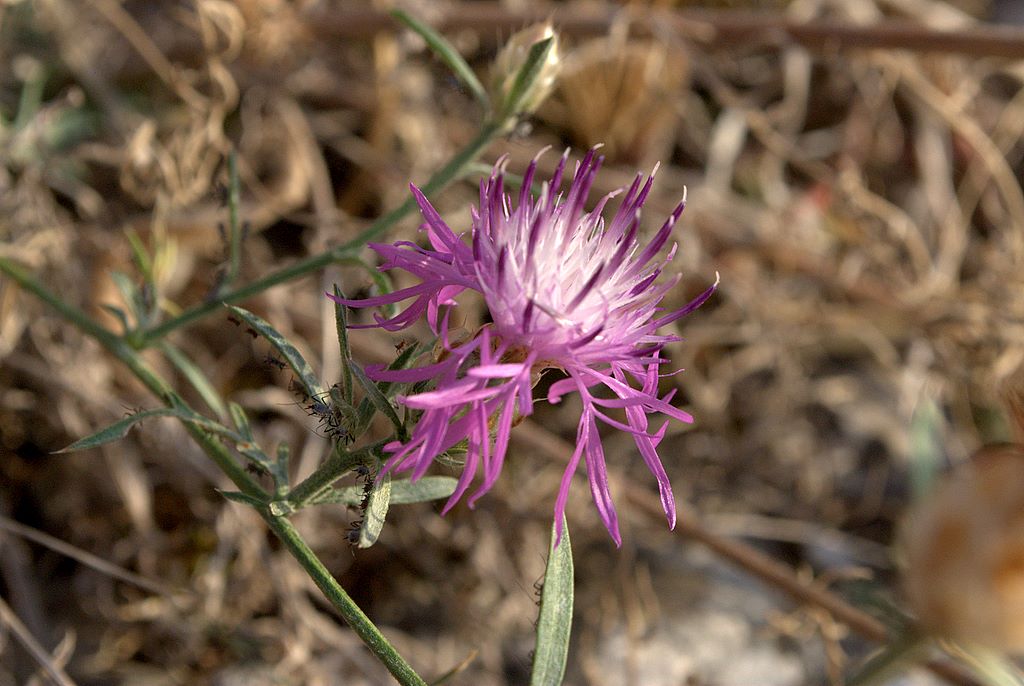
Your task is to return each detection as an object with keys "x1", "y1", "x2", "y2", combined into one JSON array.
[
  {"x1": 0, "y1": 516, "x2": 182, "y2": 600},
  {"x1": 0, "y1": 596, "x2": 77, "y2": 686}
]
